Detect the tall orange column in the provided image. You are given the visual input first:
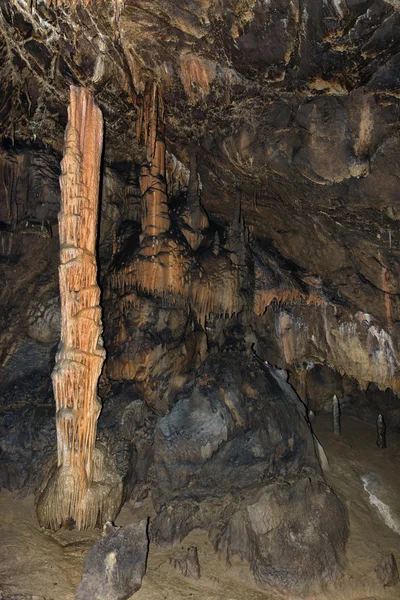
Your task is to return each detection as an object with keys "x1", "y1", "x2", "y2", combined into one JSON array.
[{"x1": 37, "y1": 86, "x2": 109, "y2": 530}]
